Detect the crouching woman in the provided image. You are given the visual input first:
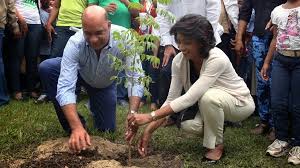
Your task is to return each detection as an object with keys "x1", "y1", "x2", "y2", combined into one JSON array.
[{"x1": 127, "y1": 14, "x2": 255, "y2": 161}]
